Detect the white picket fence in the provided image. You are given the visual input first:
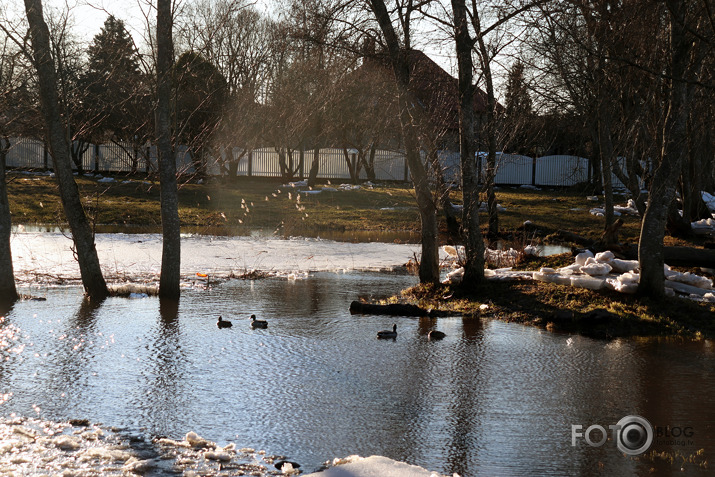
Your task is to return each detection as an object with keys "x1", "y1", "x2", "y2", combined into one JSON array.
[{"x1": 4, "y1": 137, "x2": 613, "y2": 187}]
